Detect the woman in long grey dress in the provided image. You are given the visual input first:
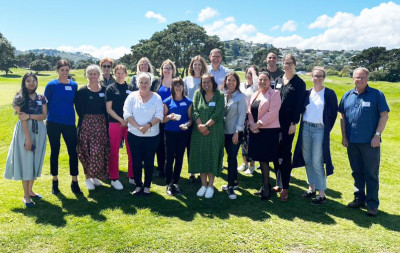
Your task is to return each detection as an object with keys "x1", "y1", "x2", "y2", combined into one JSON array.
[{"x1": 5, "y1": 73, "x2": 47, "y2": 207}]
